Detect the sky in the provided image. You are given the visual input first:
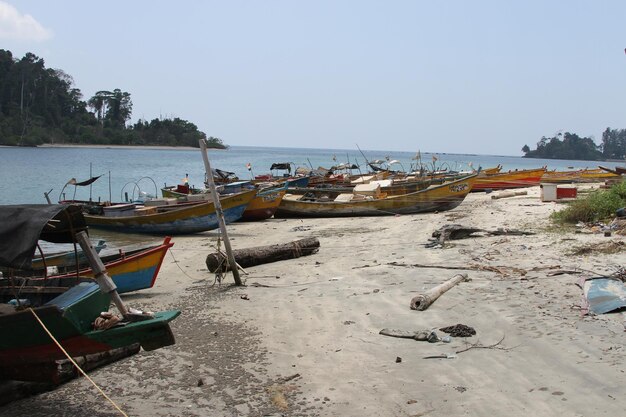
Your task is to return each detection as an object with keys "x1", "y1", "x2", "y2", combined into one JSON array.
[{"x1": 1, "y1": 1, "x2": 625, "y2": 156}]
